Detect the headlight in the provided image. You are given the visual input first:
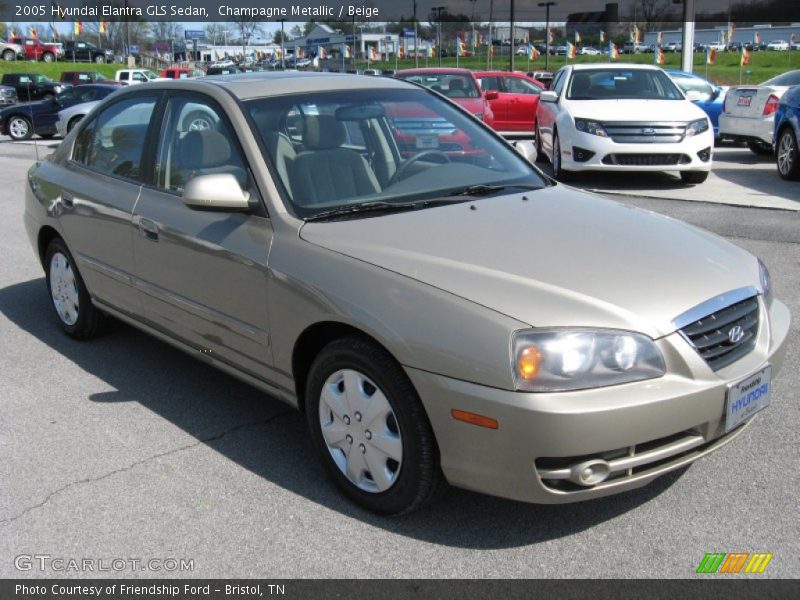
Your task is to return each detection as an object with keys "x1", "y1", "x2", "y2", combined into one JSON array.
[
  {"x1": 758, "y1": 258, "x2": 773, "y2": 307},
  {"x1": 512, "y1": 329, "x2": 666, "y2": 392},
  {"x1": 685, "y1": 118, "x2": 710, "y2": 136},
  {"x1": 574, "y1": 118, "x2": 608, "y2": 137}
]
